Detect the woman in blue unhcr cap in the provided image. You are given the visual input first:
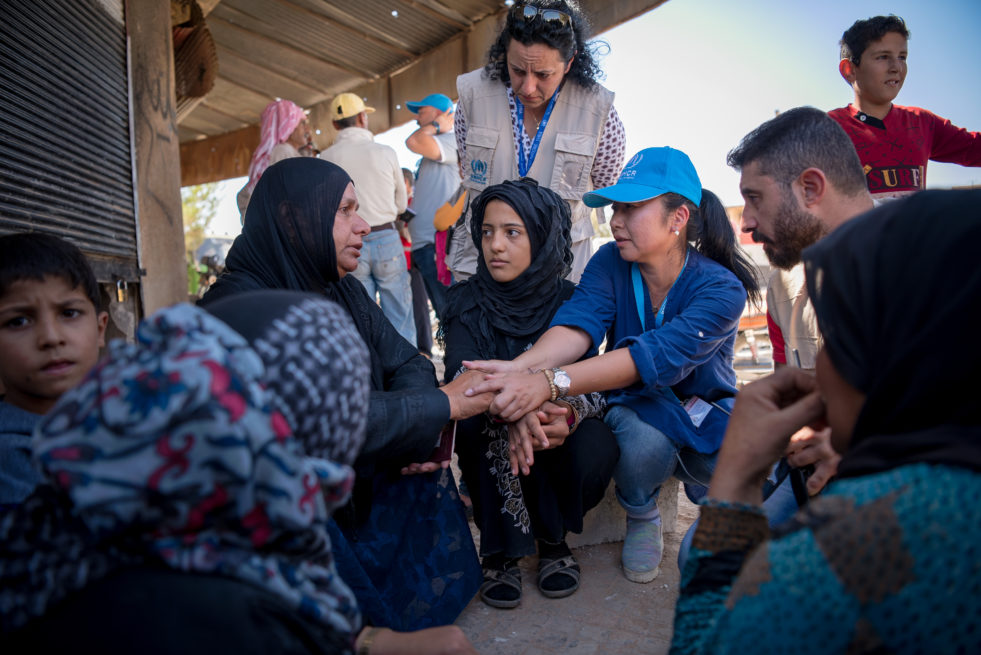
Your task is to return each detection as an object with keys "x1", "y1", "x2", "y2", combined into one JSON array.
[{"x1": 465, "y1": 147, "x2": 760, "y2": 583}]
